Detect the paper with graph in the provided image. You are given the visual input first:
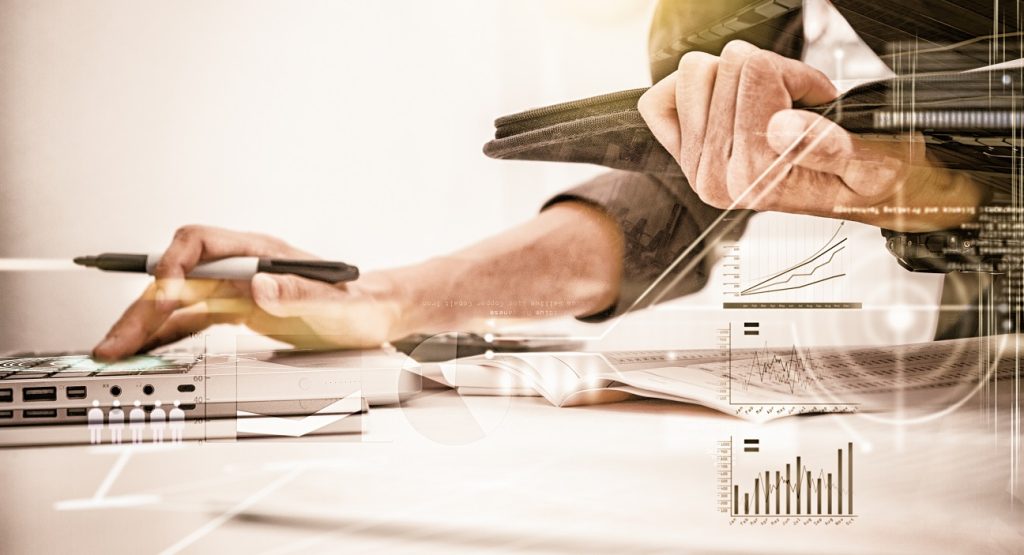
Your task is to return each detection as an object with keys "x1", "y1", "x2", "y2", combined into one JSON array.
[{"x1": 435, "y1": 335, "x2": 1019, "y2": 420}]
